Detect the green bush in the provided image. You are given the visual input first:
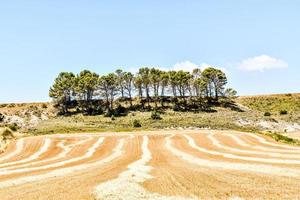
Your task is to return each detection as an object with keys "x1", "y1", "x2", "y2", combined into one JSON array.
[
  {"x1": 264, "y1": 112, "x2": 271, "y2": 117},
  {"x1": 151, "y1": 111, "x2": 162, "y2": 120},
  {"x1": 280, "y1": 110, "x2": 288, "y2": 115},
  {"x1": 133, "y1": 119, "x2": 141, "y2": 128},
  {"x1": 8, "y1": 123, "x2": 19, "y2": 131},
  {"x1": 272, "y1": 133, "x2": 295, "y2": 143}
]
